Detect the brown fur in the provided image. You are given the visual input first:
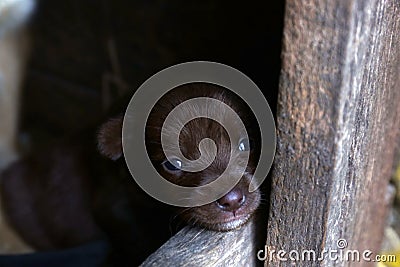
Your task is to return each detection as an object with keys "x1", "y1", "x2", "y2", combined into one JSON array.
[
  {"x1": 144, "y1": 83, "x2": 261, "y2": 231},
  {"x1": 97, "y1": 117, "x2": 123, "y2": 161},
  {"x1": 0, "y1": 82, "x2": 261, "y2": 264},
  {"x1": 98, "y1": 83, "x2": 262, "y2": 231},
  {"x1": 0, "y1": 132, "x2": 172, "y2": 265}
]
